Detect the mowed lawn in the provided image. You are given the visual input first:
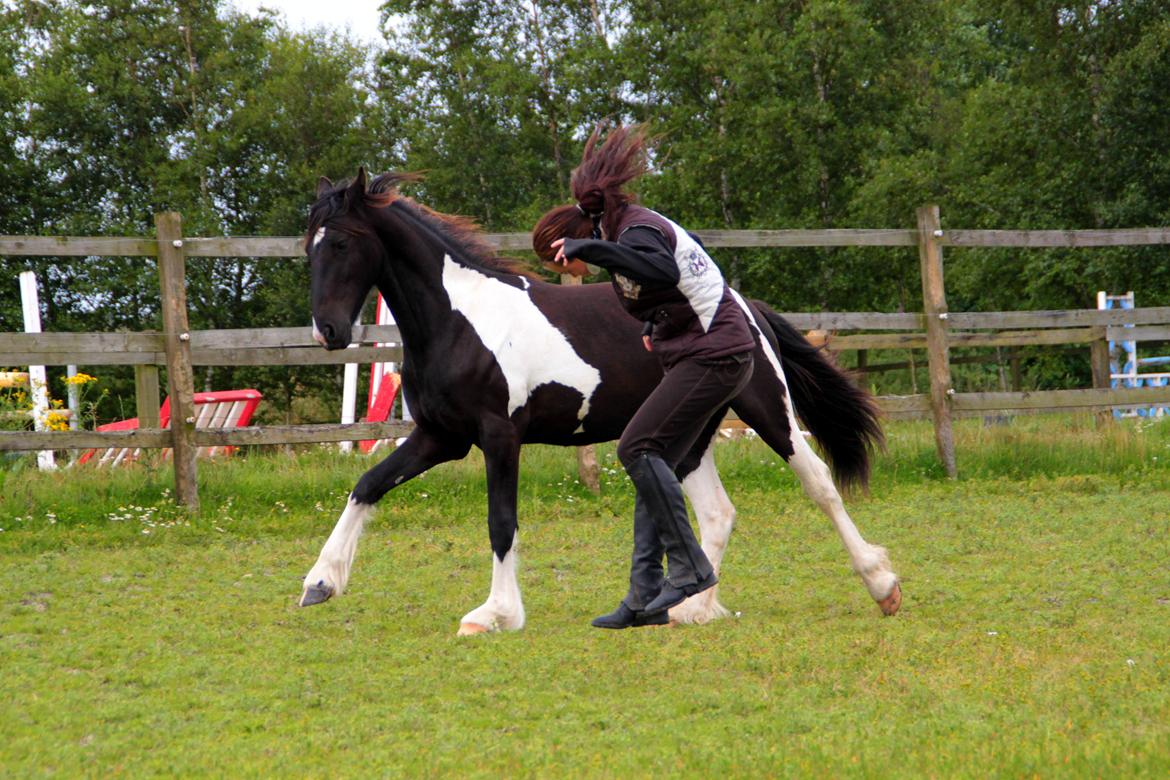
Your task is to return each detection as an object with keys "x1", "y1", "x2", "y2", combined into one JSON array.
[{"x1": 1, "y1": 417, "x2": 1169, "y2": 777}]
